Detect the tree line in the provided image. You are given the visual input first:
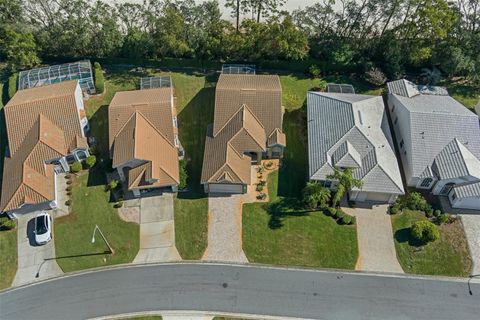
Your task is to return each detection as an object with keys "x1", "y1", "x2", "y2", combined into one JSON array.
[{"x1": 0, "y1": 0, "x2": 479, "y2": 83}]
